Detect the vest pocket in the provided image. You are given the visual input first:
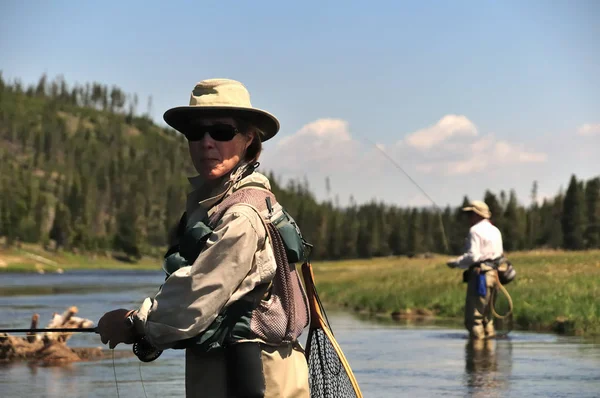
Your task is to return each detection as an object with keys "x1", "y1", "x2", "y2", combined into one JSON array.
[{"x1": 271, "y1": 208, "x2": 306, "y2": 264}]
